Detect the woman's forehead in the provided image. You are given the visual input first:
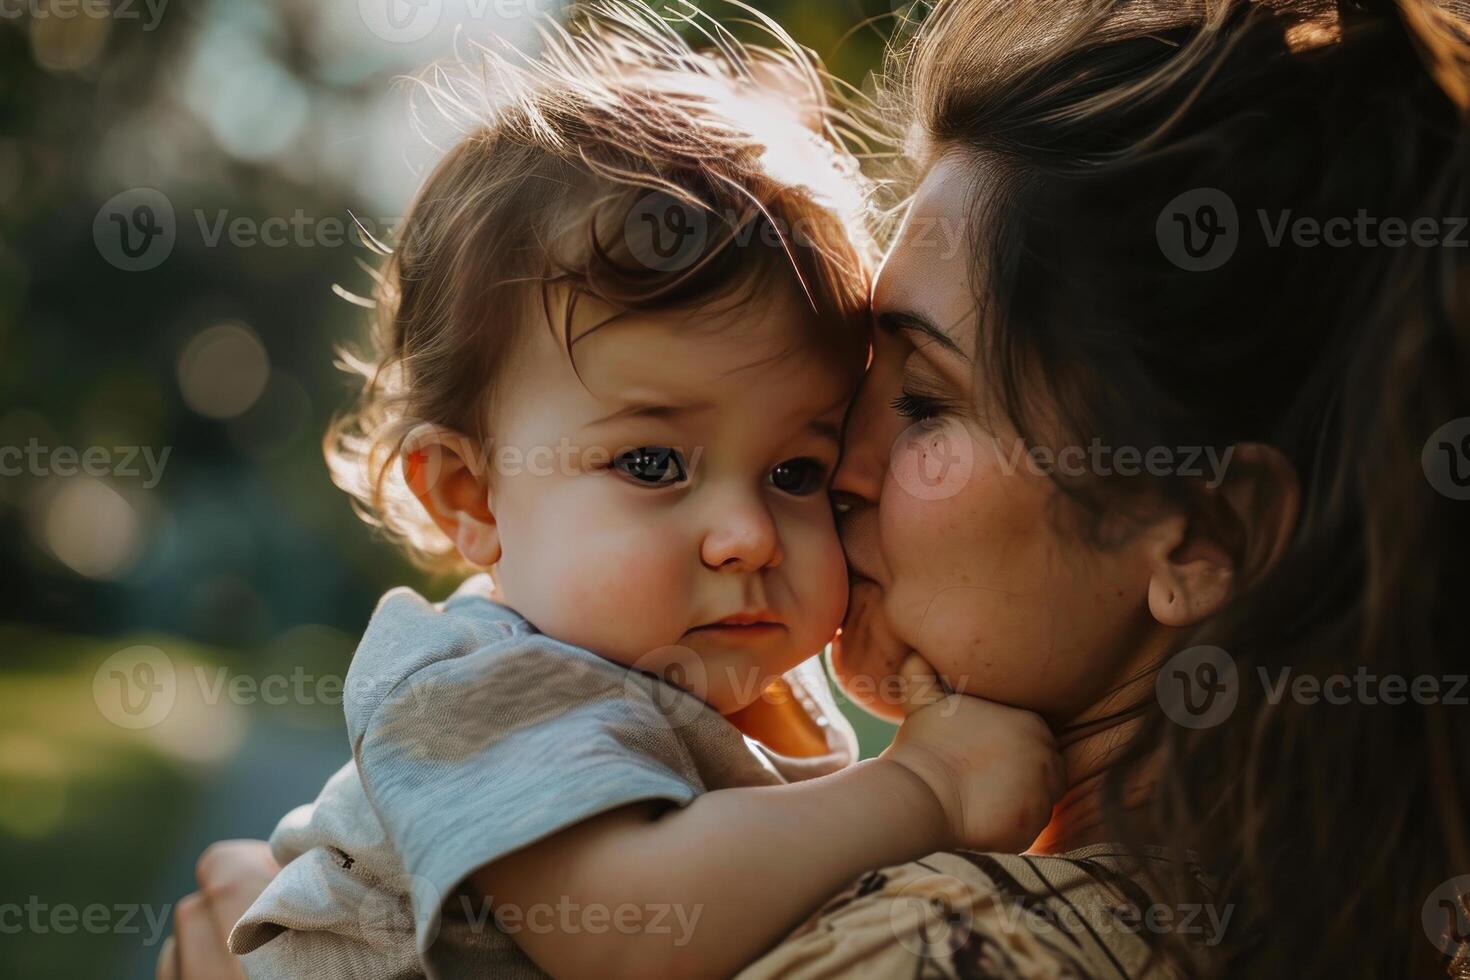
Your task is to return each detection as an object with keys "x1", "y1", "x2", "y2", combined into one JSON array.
[{"x1": 873, "y1": 154, "x2": 984, "y2": 351}]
